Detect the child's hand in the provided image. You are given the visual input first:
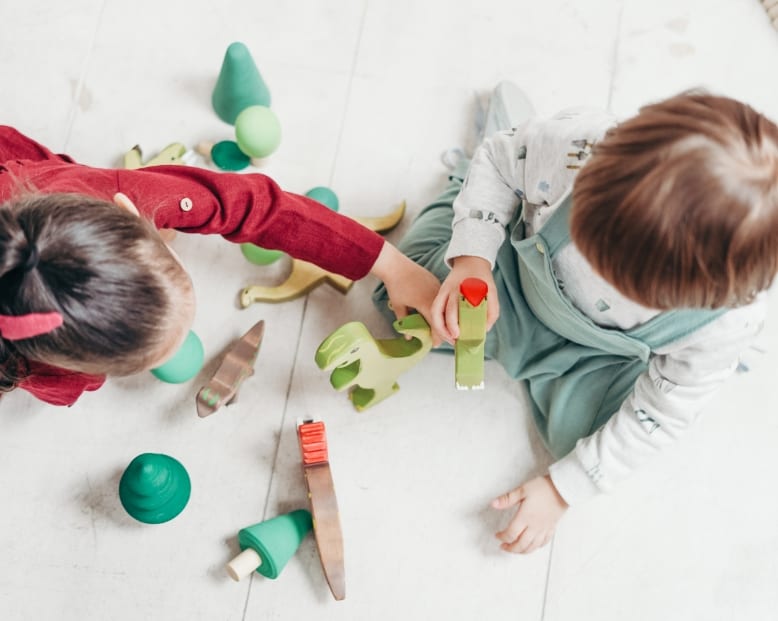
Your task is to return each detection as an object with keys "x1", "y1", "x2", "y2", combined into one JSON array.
[
  {"x1": 430, "y1": 255, "x2": 500, "y2": 344},
  {"x1": 371, "y1": 242, "x2": 445, "y2": 344},
  {"x1": 491, "y1": 475, "x2": 568, "y2": 554}
]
